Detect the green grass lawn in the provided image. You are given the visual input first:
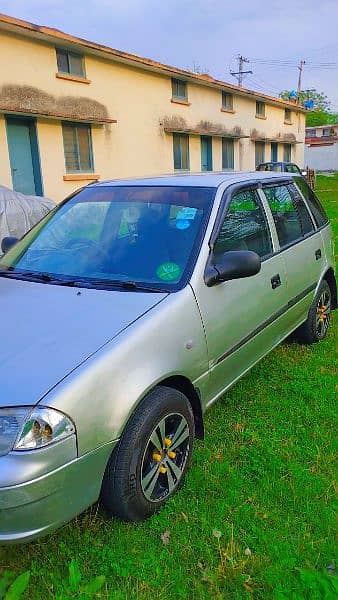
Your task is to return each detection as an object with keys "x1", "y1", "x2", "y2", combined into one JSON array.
[{"x1": 1, "y1": 176, "x2": 337, "y2": 600}]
